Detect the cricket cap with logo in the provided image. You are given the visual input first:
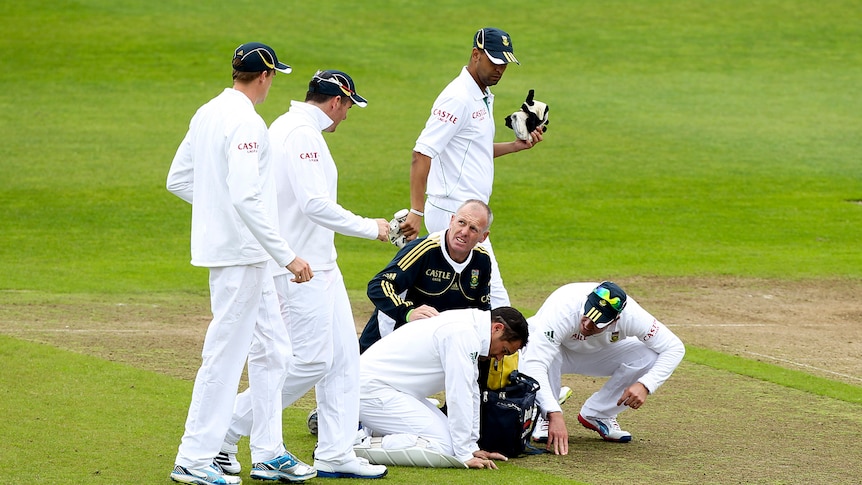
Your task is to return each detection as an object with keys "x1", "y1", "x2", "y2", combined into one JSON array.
[
  {"x1": 232, "y1": 42, "x2": 292, "y2": 74},
  {"x1": 308, "y1": 69, "x2": 368, "y2": 107},
  {"x1": 584, "y1": 281, "x2": 628, "y2": 328},
  {"x1": 473, "y1": 27, "x2": 519, "y2": 65}
]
